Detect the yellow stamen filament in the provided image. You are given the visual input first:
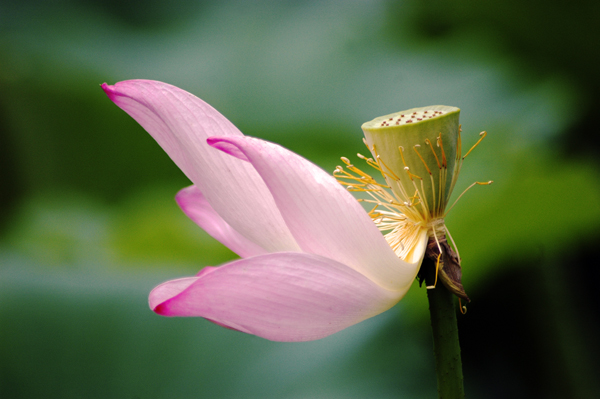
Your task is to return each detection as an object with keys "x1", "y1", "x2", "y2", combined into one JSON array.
[
  {"x1": 462, "y1": 131, "x2": 487, "y2": 160},
  {"x1": 397, "y1": 146, "x2": 429, "y2": 216},
  {"x1": 424, "y1": 138, "x2": 442, "y2": 169},
  {"x1": 444, "y1": 180, "x2": 493, "y2": 216},
  {"x1": 437, "y1": 134, "x2": 448, "y2": 216},
  {"x1": 447, "y1": 128, "x2": 462, "y2": 205},
  {"x1": 413, "y1": 144, "x2": 438, "y2": 217},
  {"x1": 438, "y1": 135, "x2": 447, "y2": 168},
  {"x1": 426, "y1": 223, "x2": 444, "y2": 289},
  {"x1": 397, "y1": 146, "x2": 421, "y2": 182},
  {"x1": 444, "y1": 224, "x2": 461, "y2": 263},
  {"x1": 413, "y1": 145, "x2": 432, "y2": 175}
]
